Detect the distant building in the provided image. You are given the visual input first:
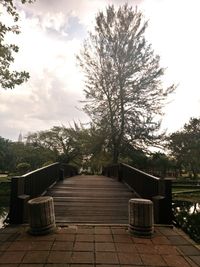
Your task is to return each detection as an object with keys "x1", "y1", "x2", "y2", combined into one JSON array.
[{"x1": 18, "y1": 132, "x2": 23, "y2": 143}]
